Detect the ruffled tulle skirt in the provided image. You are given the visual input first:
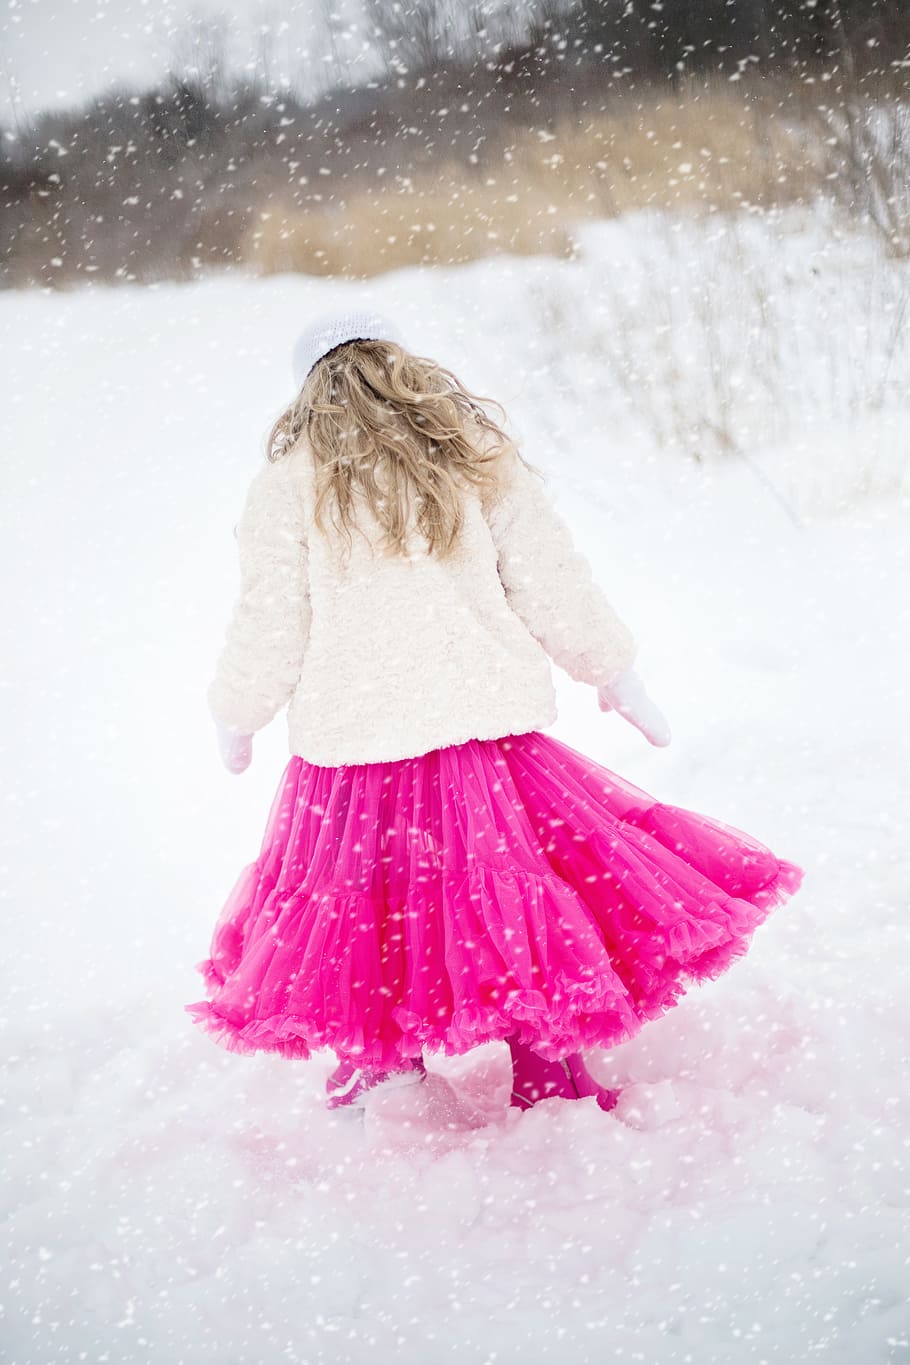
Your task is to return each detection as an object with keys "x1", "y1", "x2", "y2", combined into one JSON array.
[{"x1": 185, "y1": 730, "x2": 803, "y2": 1068}]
